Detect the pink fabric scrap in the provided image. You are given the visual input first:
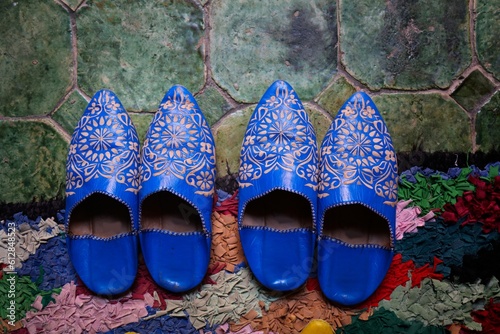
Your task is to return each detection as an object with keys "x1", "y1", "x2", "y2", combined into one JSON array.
[
  {"x1": 214, "y1": 323, "x2": 272, "y2": 334},
  {"x1": 23, "y1": 282, "x2": 149, "y2": 334},
  {"x1": 396, "y1": 199, "x2": 435, "y2": 240}
]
